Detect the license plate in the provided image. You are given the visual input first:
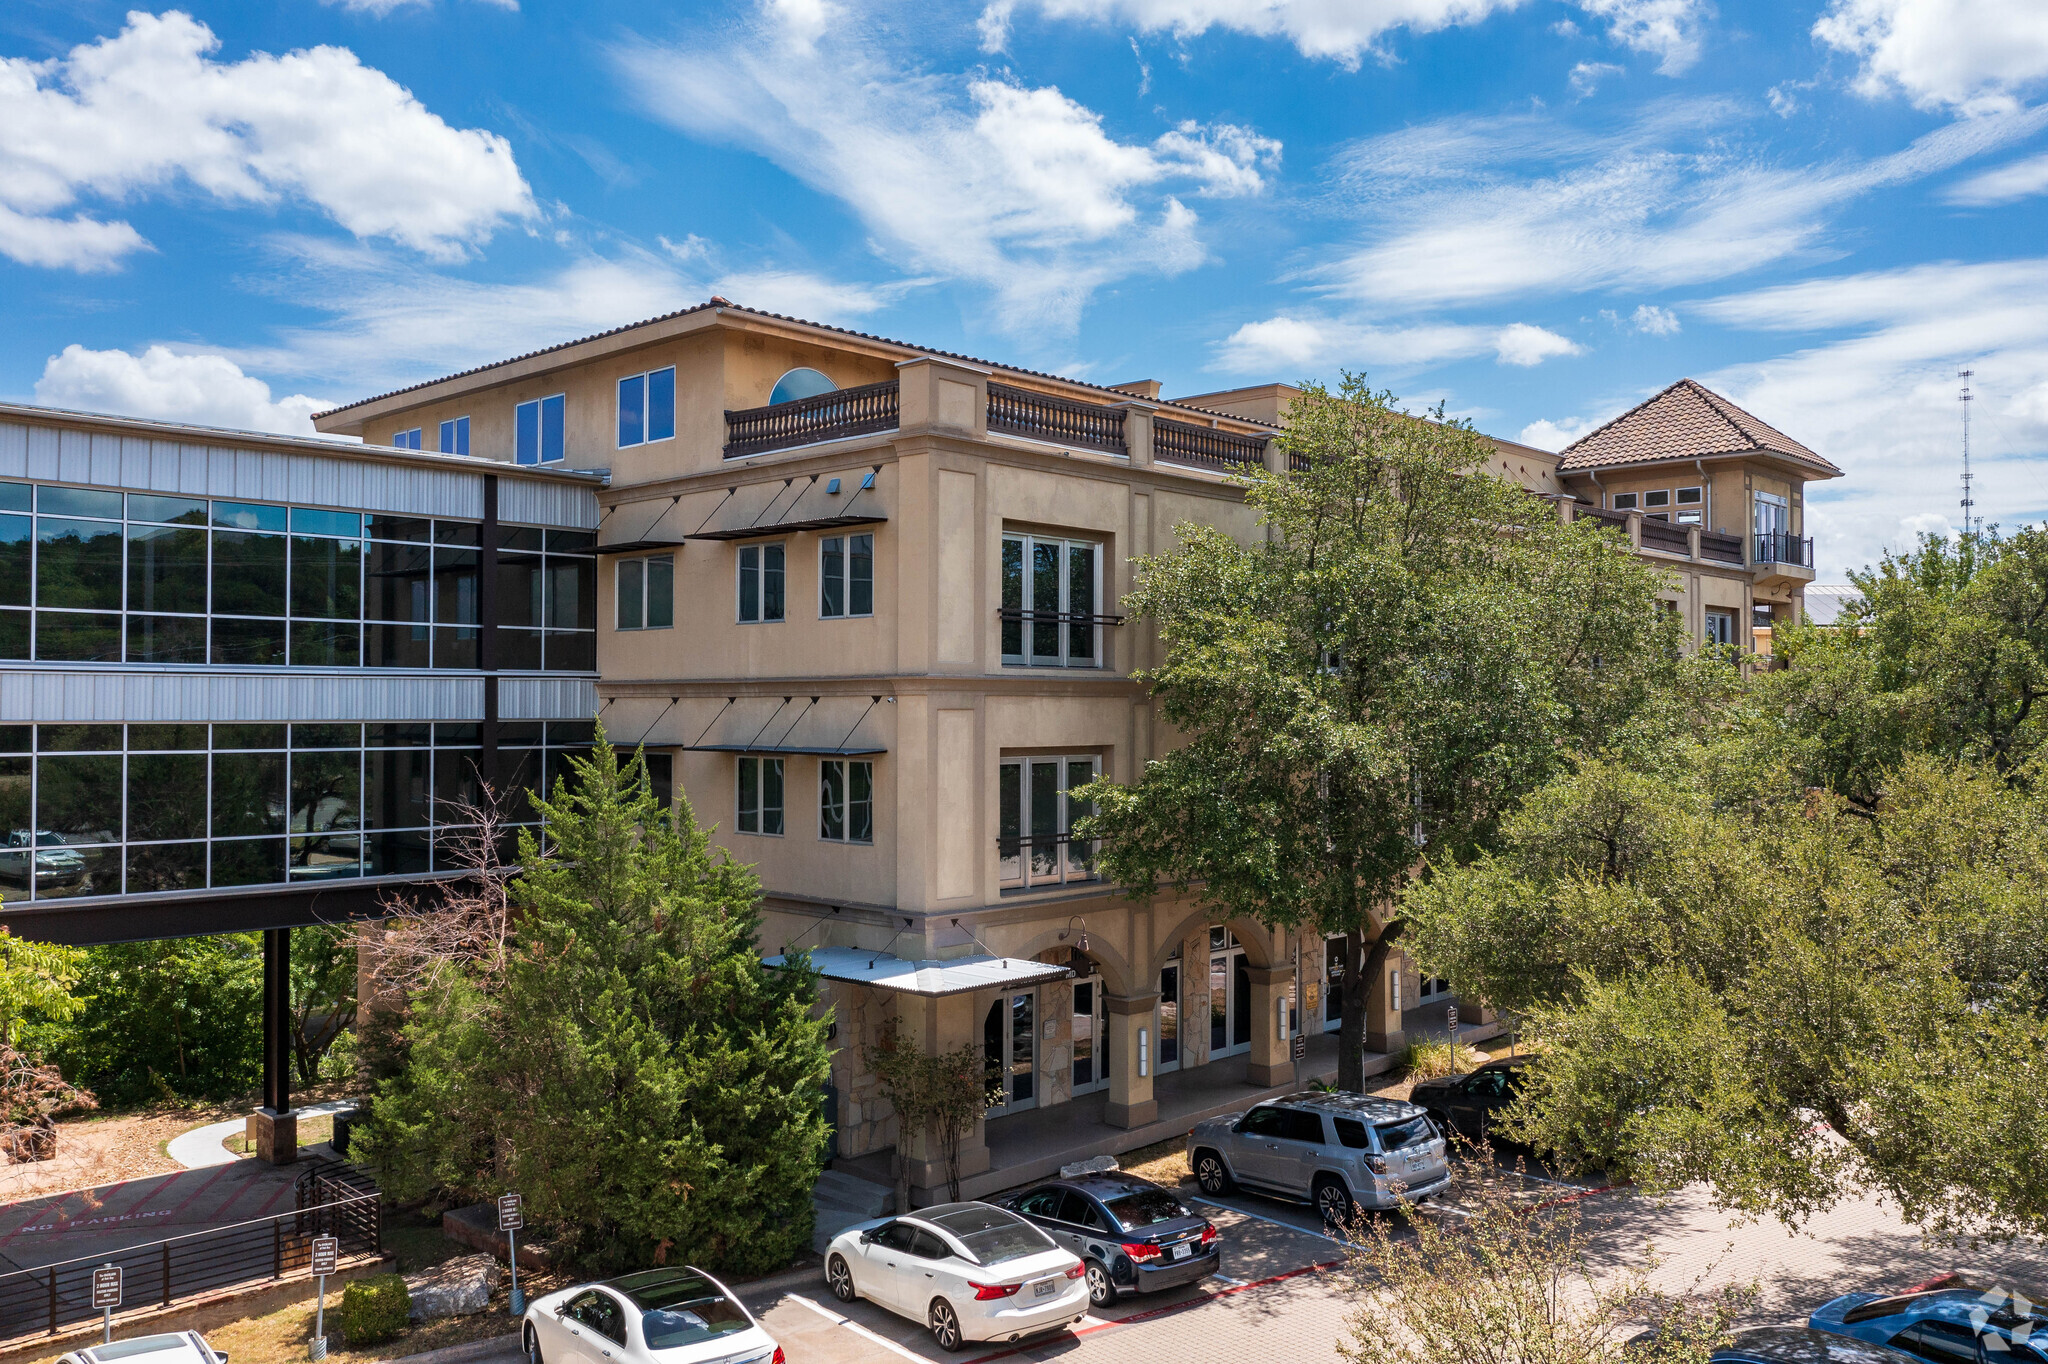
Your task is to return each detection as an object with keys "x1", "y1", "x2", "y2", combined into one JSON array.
[
  {"x1": 1034, "y1": 1279, "x2": 1056, "y2": 1298},
  {"x1": 1172, "y1": 1243, "x2": 1191, "y2": 1261}
]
